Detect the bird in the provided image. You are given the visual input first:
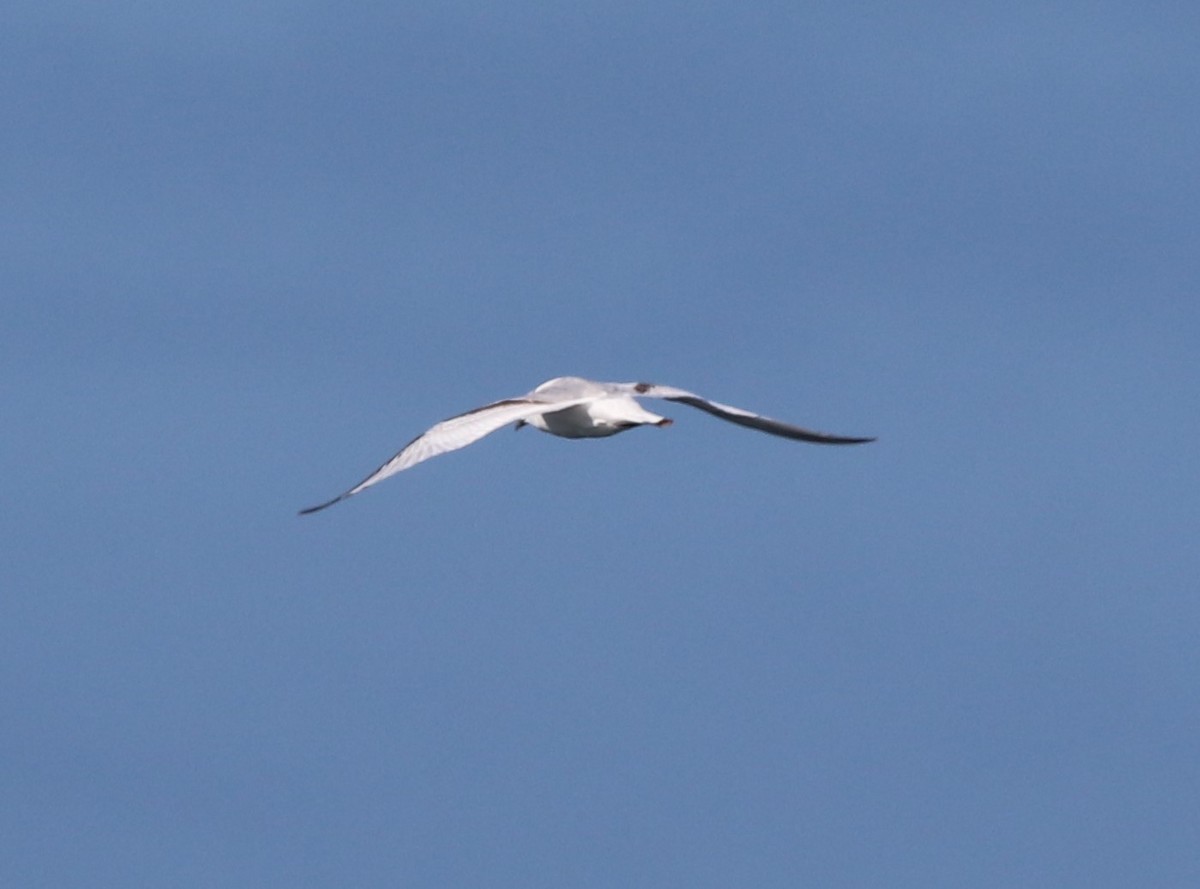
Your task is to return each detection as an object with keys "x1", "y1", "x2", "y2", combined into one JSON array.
[{"x1": 299, "y1": 376, "x2": 874, "y2": 514}]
